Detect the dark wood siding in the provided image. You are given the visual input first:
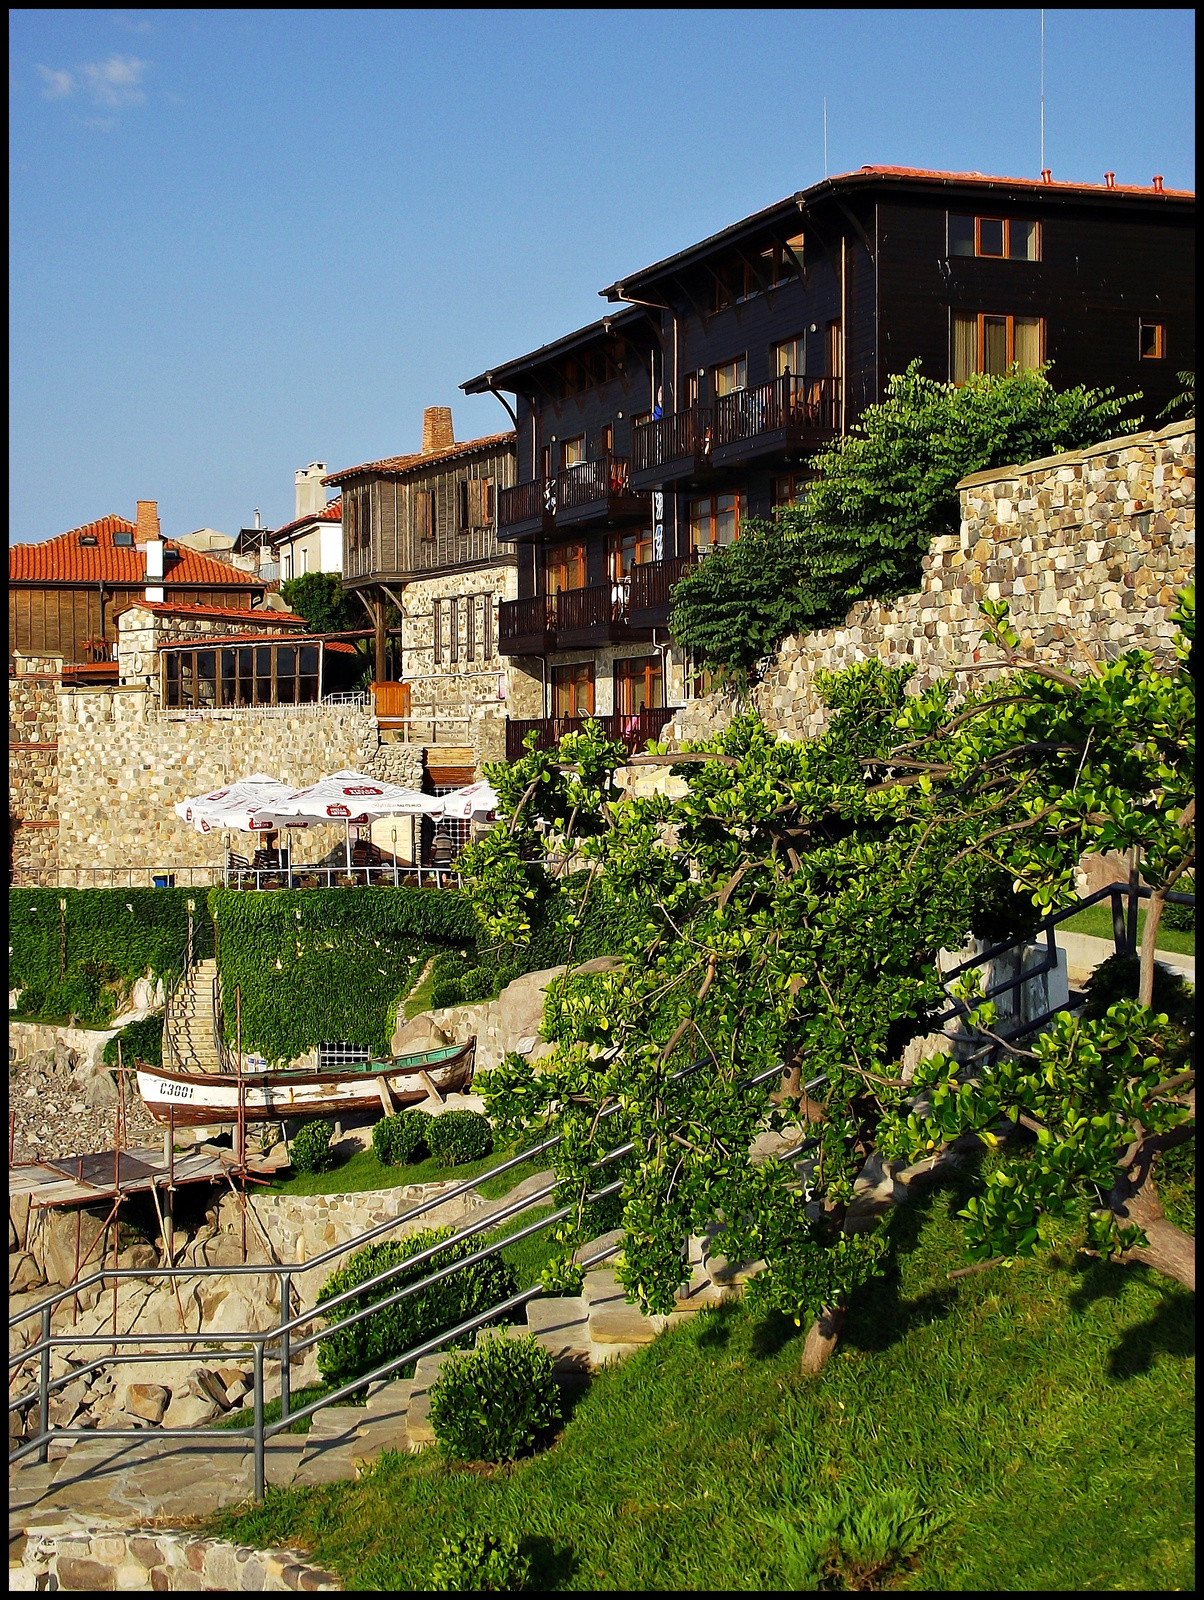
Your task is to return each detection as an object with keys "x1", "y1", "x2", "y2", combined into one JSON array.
[{"x1": 9, "y1": 584, "x2": 259, "y2": 664}]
